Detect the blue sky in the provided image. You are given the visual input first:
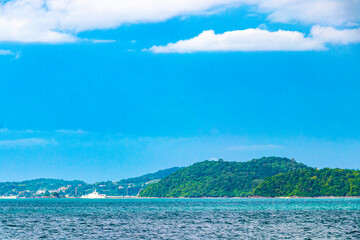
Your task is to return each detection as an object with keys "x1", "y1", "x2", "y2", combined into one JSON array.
[{"x1": 0, "y1": 0, "x2": 360, "y2": 182}]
